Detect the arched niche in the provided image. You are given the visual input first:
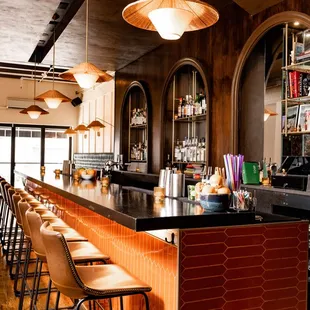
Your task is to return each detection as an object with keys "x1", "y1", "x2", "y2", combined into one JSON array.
[
  {"x1": 231, "y1": 11, "x2": 310, "y2": 155},
  {"x1": 161, "y1": 58, "x2": 210, "y2": 170},
  {"x1": 121, "y1": 81, "x2": 151, "y2": 173}
]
